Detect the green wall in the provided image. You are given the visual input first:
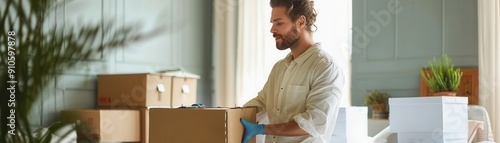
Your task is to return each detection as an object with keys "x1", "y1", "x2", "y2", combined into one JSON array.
[
  {"x1": 30, "y1": 0, "x2": 213, "y2": 126},
  {"x1": 352, "y1": 0, "x2": 478, "y2": 113}
]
